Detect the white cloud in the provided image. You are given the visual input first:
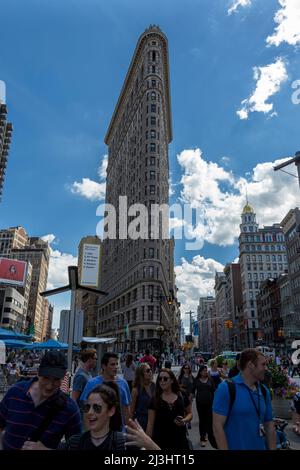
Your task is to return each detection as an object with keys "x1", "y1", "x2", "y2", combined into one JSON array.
[
  {"x1": 237, "y1": 58, "x2": 288, "y2": 119},
  {"x1": 175, "y1": 256, "x2": 224, "y2": 326},
  {"x1": 169, "y1": 217, "x2": 187, "y2": 231},
  {"x1": 41, "y1": 234, "x2": 56, "y2": 245},
  {"x1": 71, "y1": 178, "x2": 106, "y2": 201},
  {"x1": 70, "y1": 154, "x2": 107, "y2": 201},
  {"x1": 0, "y1": 80, "x2": 6, "y2": 104},
  {"x1": 41, "y1": 234, "x2": 78, "y2": 290},
  {"x1": 221, "y1": 156, "x2": 231, "y2": 165},
  {"x1": 228, "y1": 0, "x2": 252, "y2": 15},
  {"x1": 98, "y1": 154, "x2": 108, "y2": 180},
  {"x1": 169, "y1": 177, "x2": 175, "y2": 197},
  {"x1": 267, "y1": 0, "x2": 300, "y2": 47},
  {"x1": 177, "y1": 148, "x2": 299, "y2": 246}
]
